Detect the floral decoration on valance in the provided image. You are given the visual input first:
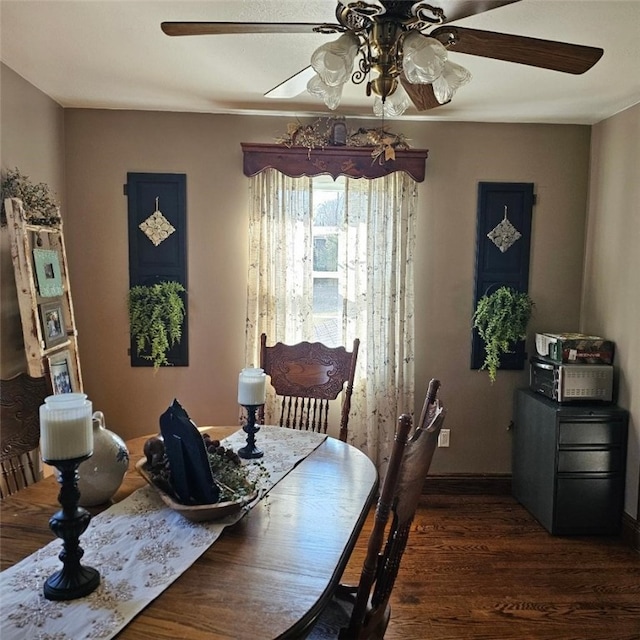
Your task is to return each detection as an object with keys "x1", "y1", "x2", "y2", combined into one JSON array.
[
  {"x1": 277, "y1": 118, "x2": 411, "y2": 163},
  {"x1": 242, "y1": 118, "x2": 428, "y2": 182}
]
